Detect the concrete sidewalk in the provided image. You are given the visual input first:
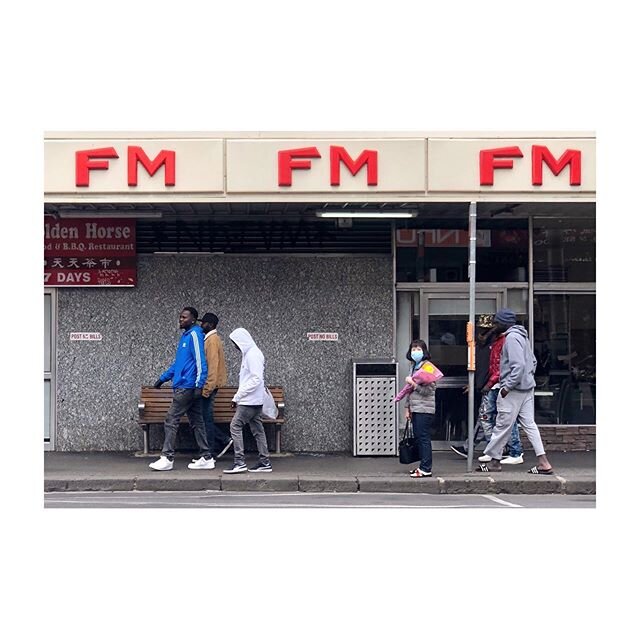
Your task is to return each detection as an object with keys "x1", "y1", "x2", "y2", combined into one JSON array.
[{"x1": 44, "y1": 450, "x2": 596, "y2": 495}]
